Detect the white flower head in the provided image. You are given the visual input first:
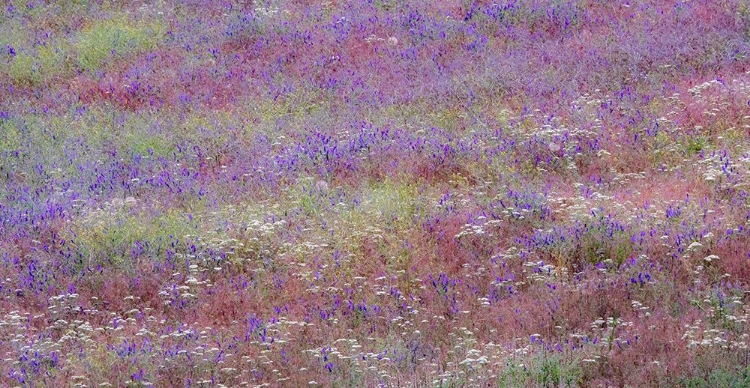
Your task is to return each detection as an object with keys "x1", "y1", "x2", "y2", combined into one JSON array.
[{"x1": 703, "y1": 255, "x2": 720, "y2": 263}]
